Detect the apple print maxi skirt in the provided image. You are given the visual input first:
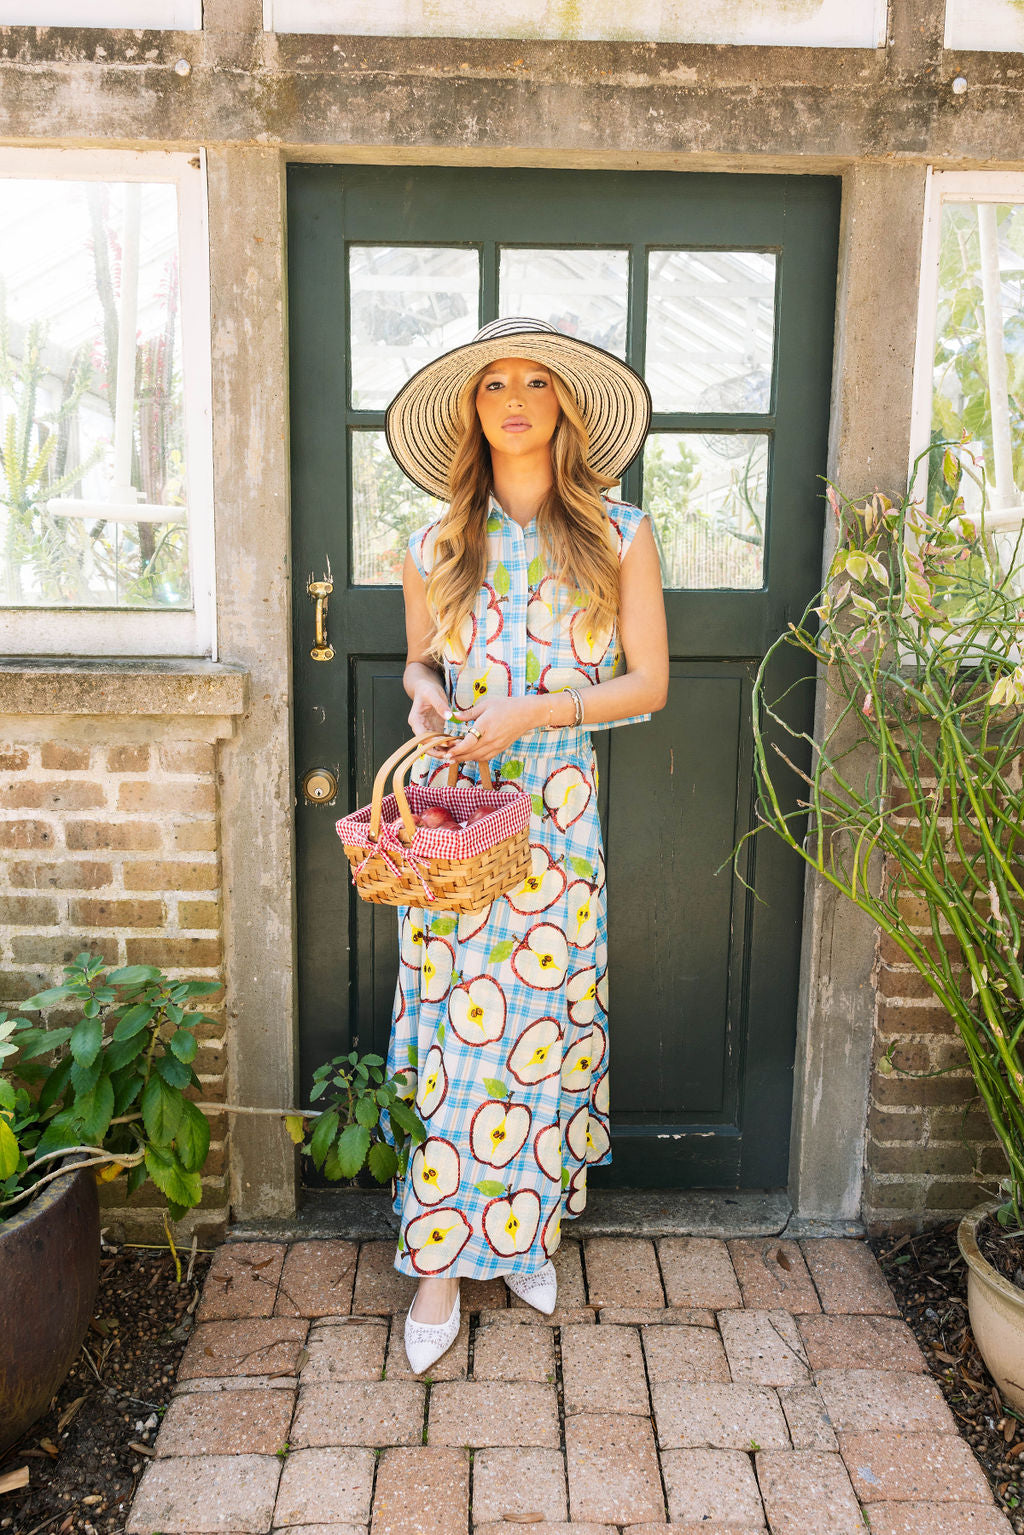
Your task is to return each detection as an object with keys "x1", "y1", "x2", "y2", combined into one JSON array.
[{"x1": 386, "y1": 732, "x2": 611, "y2": 1279}]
